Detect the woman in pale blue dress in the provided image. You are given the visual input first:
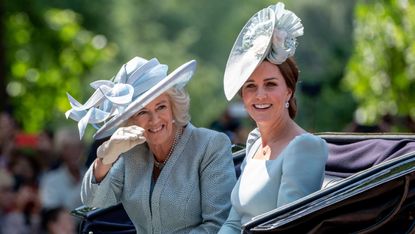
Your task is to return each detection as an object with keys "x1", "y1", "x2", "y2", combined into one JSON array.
[{"x1": 219, "y1": 3, "x2": 328, "y2": 233}]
